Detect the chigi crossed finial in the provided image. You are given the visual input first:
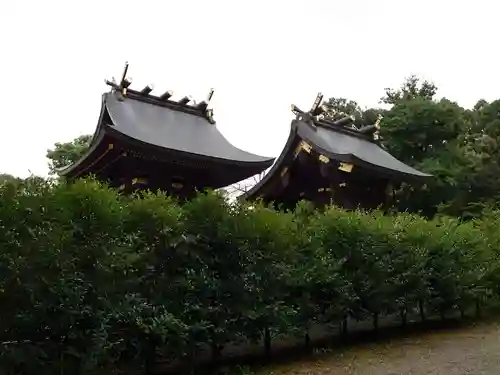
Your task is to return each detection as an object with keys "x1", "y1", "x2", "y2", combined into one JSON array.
[{"x1": 104, "y1": 62, "x2": 216, "y2": 122}]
